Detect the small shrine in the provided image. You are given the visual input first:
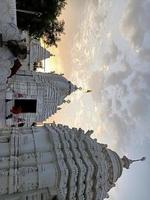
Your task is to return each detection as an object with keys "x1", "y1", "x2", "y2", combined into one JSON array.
[{"x1": 5, "y1": 70, "x2": 78, "y2": 127}]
